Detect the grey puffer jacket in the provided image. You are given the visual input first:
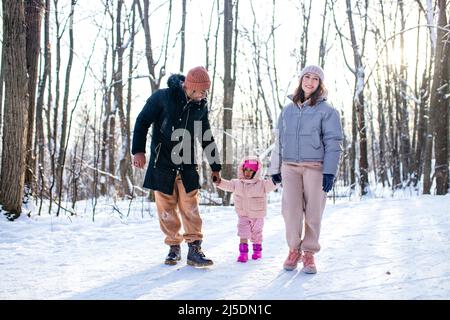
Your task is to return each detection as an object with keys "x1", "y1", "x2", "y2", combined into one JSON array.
[{"x1": 268, "y1": 95, "x2": 343, "y2": 176}]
